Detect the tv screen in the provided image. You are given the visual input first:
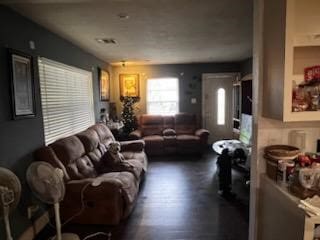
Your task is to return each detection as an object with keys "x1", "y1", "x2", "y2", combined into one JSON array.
[{"x1": 239, "y1": 114, "x2": 252, "y2": 146}]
